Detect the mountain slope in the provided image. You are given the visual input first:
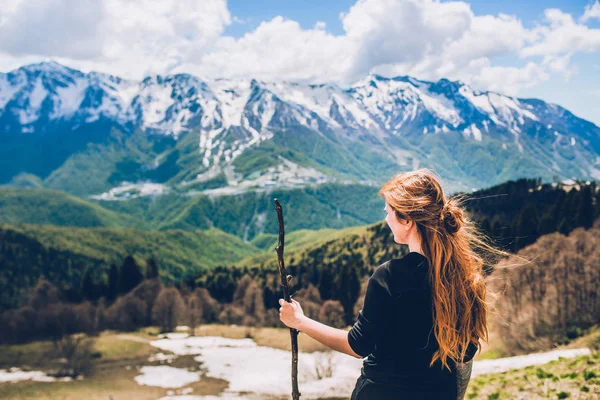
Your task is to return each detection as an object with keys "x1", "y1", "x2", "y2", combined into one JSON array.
[
  {"x1": 1, "y1": 62, "x2": 598, "y2": 197},
  {"x1": 0, "y1": 183, "x2": 384, "y2": 241}
]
